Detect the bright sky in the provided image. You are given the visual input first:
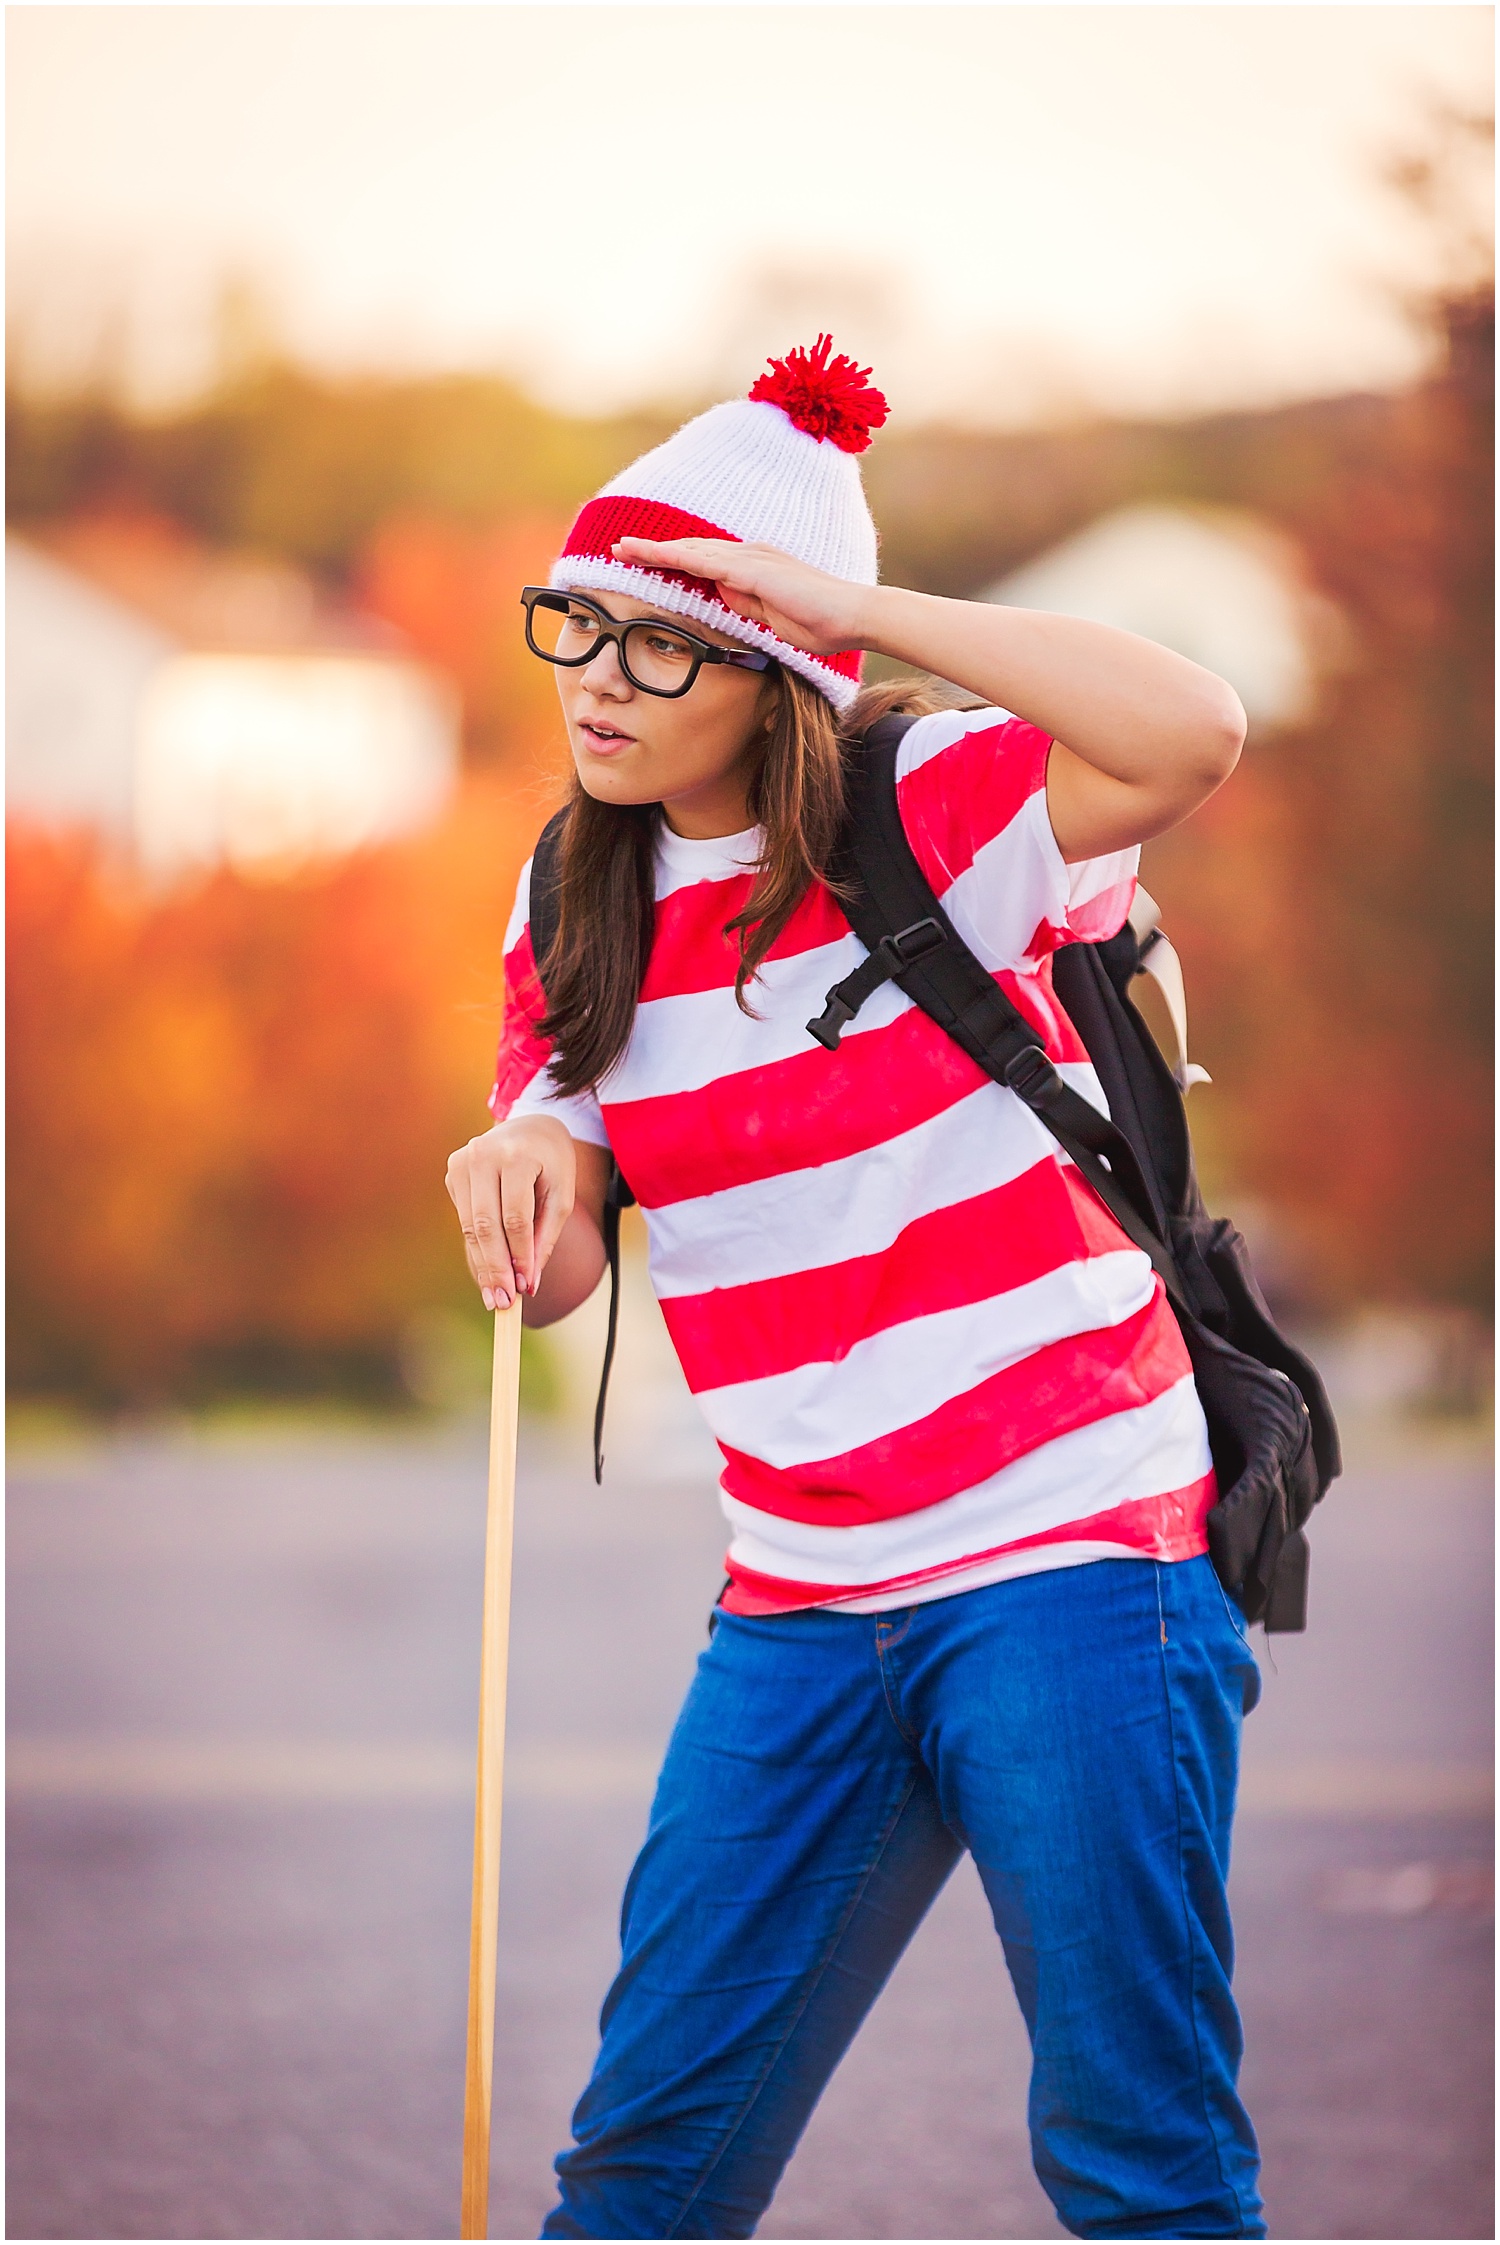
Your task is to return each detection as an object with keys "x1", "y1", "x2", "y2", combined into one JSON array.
[{"x1": 6, "y1": 5, "x2": 1493, "y2": 425}]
